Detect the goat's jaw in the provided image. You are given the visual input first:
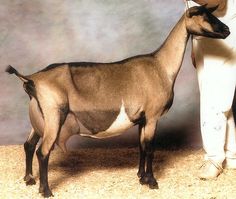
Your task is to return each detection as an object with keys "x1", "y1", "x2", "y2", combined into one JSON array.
[{"x1": 202, "y1": 29, "x2": 230, "y2": 39}]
